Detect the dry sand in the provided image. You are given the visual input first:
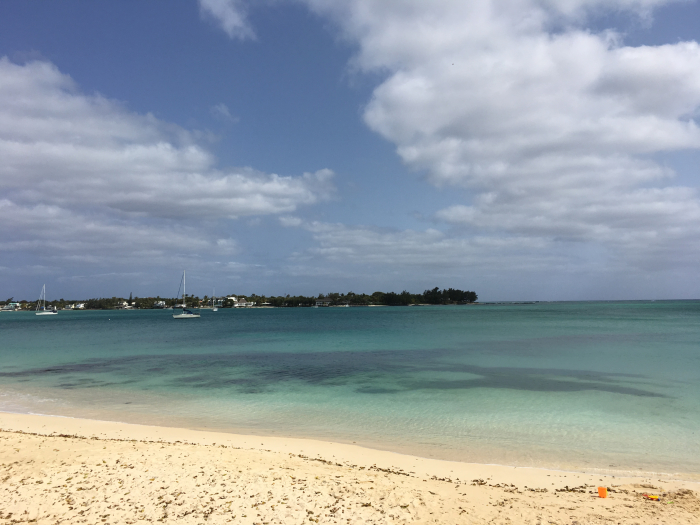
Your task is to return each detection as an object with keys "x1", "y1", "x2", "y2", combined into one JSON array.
[{"x1": 1, "y1": 412, "x2": 698, "y2": 524}]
